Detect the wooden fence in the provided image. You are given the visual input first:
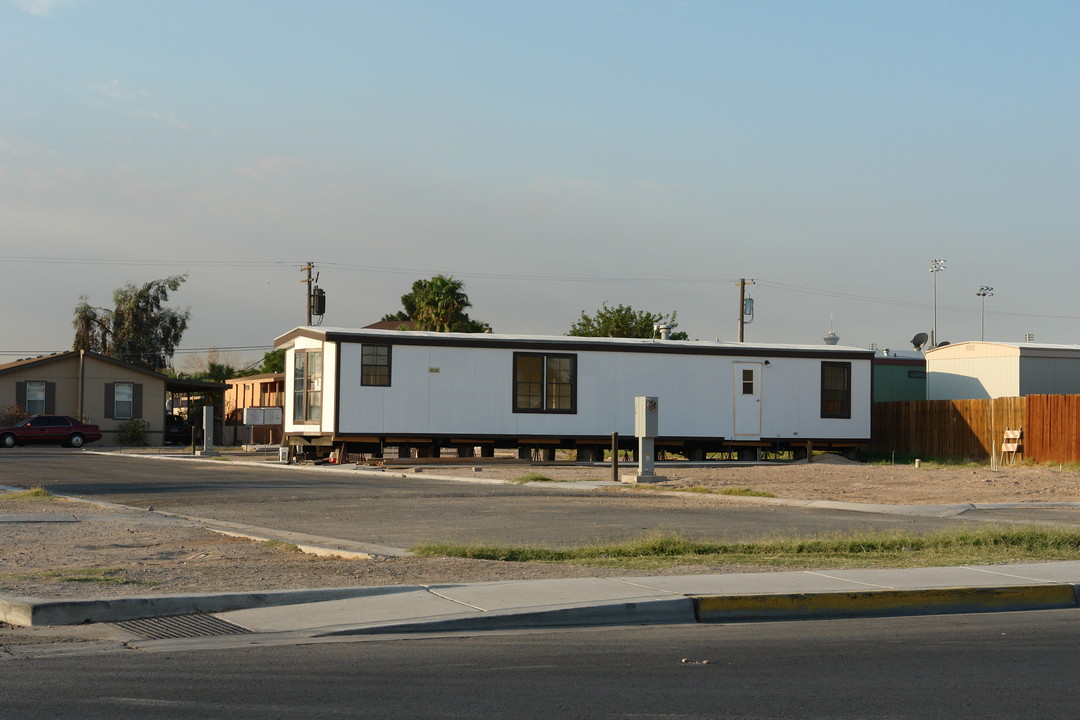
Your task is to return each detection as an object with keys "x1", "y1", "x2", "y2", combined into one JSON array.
[{"x1": 872, "y1": 394, "x2": 1080, "y2": 464}]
